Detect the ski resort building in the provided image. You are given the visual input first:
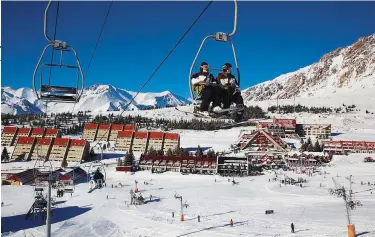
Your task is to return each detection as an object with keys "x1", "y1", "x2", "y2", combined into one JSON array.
[
  {"x1": 59, "y1": 167, "x2": 87, "y2": 183},
  {"x1": 116, "y1": 130, "x2": 134, "y2": 152},
  {"x1": 237, "y1": 130, "x2": 289, "y2": 152},
  {"x1": 31, "y1": 127, "x2": 45, "y2": 138},
  {"x1": 14, "y1": 127, "x2": 31, "y2": 144},
  {"x1": 247, "y1": 153, "x2": 286, "y2": 168},
  {"x1": 124, "y1": 124, "x2": 137, "y2": 131},
  {"x1": 163, "y1": 133, "x2": 180, "y2": 153},
  {"x1": 132, "y1": 132, "x2": 149, "y2": 153},
  {"x1": 96, "y1": 124, "x2": 111, "y2": 141},
  {"x1": 296, "y1": 124, "x2": 331, "y2": 139},
  {"x1": 1, "y1": 126, "x2": 18, "y2": 146},
  {"x1": 323, "y1": 140, "x2": 375, "y2": 154},
  {"x1": 82, "y1": 123, "x2": 98, "y2": 141},
  {"x1": 49, "y1": 138, "x2": 70, "y2": 162},
  {"x1": 109, "y1": 124, "x2": 123, "y2": 141},
  {"x1": 147, "y1": 132, "x2": 164, "y2": 152},
  {"x1": 217, "y1": 156, "x2": 249, "y2": 176},
  {"x1": 139, "y1": 155, "x2": 217, "y2": 174},
  {"x1": 30, "y1": 138, "x2": 53, "y2": 160},
  {"x1": 44, "y1": 128, "x2": 60, "y2": 138},
  {"x1": 65, "y1": 139, "x2": 90, "y2": 163},
  {"x1": 257, "y1": 122, "x2": 286, "y2": 138},
  {"x1": 3, "y1": 169, "x2": 37, "y2": 185},
  {"x1": 11, "y1": 136, "x2": 36, "y2": 161},
  {"x1": 273, "y1": 118, "x2": 297, "y2": 134}
]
